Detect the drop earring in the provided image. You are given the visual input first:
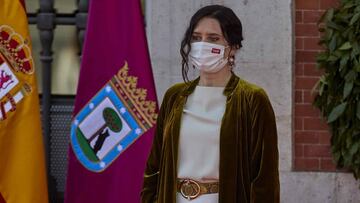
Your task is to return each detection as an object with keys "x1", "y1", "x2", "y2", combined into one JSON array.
[{"x1": 228, "y1": 56, "x2": 235, "y2": 68}]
